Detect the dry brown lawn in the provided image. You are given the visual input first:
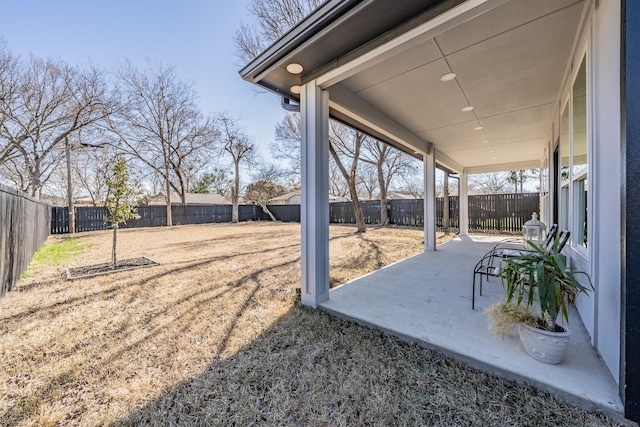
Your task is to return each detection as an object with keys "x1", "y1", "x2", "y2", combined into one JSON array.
[{"x1": 0, "y1": 223, "x2": 620, "y2": 426}]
